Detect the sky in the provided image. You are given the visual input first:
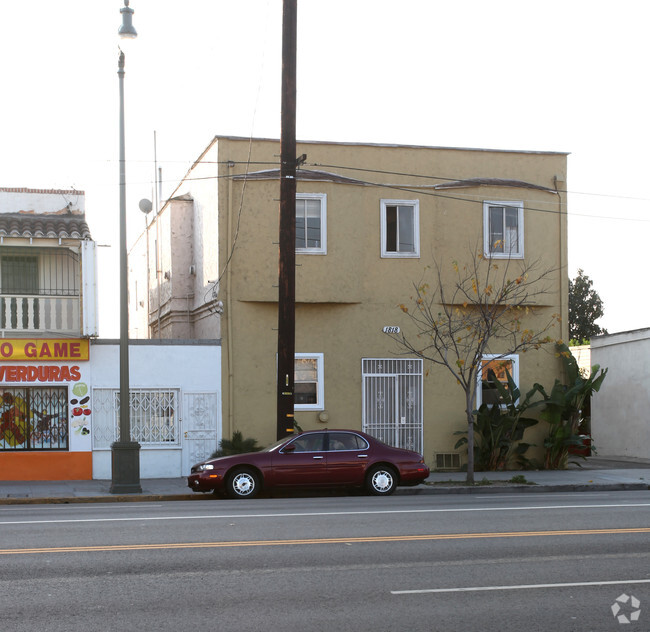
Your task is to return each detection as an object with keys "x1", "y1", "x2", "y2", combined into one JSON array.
[{"x1": 1, "y1": 0, "x2": 648, "y2": 338}]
